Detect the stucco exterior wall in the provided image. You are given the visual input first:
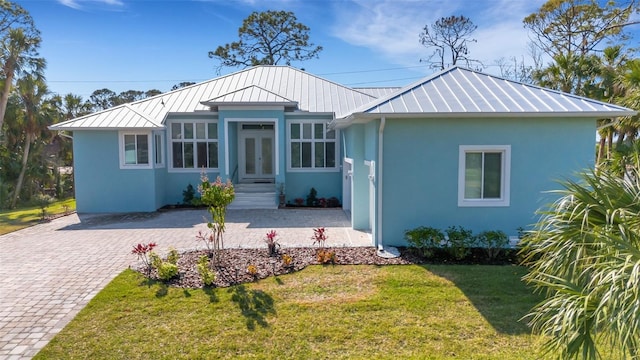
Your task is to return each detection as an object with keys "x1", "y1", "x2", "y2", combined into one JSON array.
[
  {"x1": 378, "y1": 116, "x2": 595, "y2": 246},
  {"x1": 73, "y1": 131, "x2": 157, "y2": 213}
]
